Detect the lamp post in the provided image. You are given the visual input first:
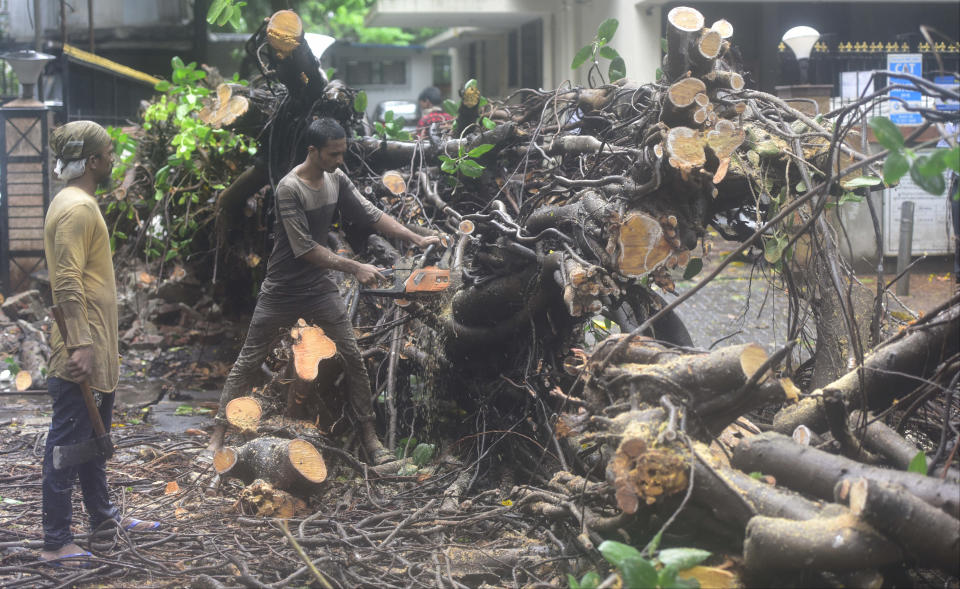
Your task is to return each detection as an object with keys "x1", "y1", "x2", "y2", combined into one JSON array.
[
  {"x1": 775, "y1": 25, "x2": 832, "y2": 117},
  {"x1": 0, "y1": 50, "x2": 56, "y2": 295},
  {"x1": 781, "y1": 26, "x2": 820, "y2": 85}
]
